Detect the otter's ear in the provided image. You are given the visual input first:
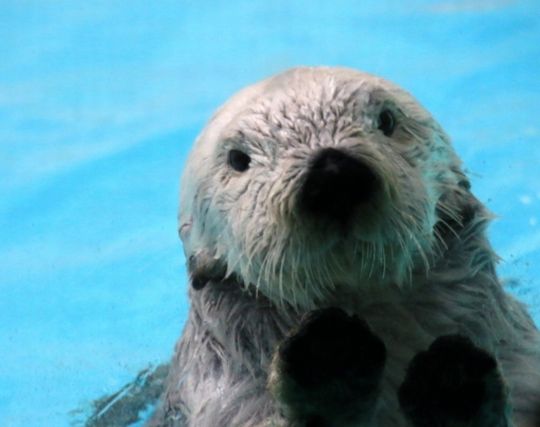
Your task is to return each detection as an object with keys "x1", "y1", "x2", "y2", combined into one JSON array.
[
  {"x1": 187, "y1": 250, "x2": 227, "y2": 291},
  {"x1": 179, "y1": 219, "x2": 227, "y2": 291},
  {"x1": 434, "y1": 173, "x2": 487, "y2": 243}
]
